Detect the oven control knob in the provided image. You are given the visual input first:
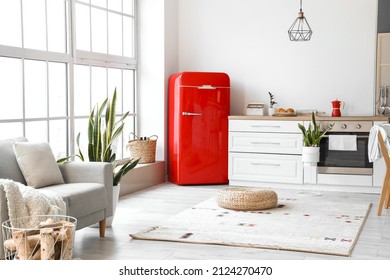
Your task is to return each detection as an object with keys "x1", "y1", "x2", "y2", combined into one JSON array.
[
  {"x1": 356, "y1": 124, "x2": 362, "y2": 129},
  {"x1": 342, "y1": 124, "x2": 347, "y2": 129}
]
